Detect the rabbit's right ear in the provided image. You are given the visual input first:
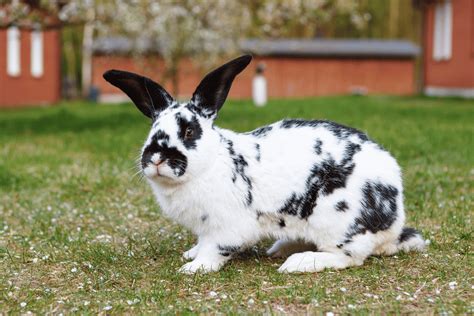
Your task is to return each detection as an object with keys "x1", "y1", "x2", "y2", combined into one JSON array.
[
  {"x1": 103, "y1": 70, "x2": 173, "y2": 119},
  {"x1": 191, "y1": 55, "x2": 252, "y2": 117}
]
